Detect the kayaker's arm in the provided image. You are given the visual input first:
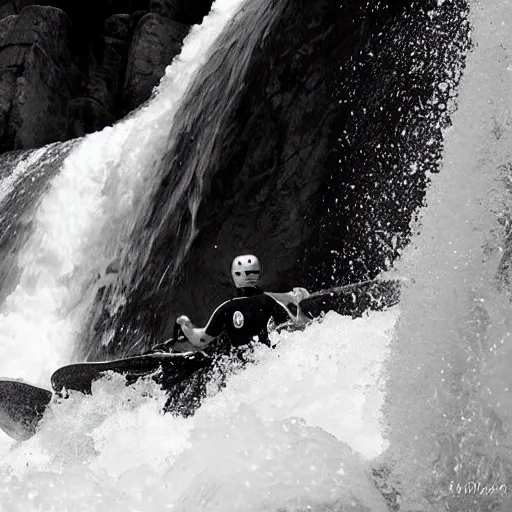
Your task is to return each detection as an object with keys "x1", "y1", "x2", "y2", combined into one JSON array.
[
  {"x1": 266, "y1": 287, "x2": 311, "y2": 326},
  {"x1": 266, "y1": 287, "x2": 310, "y2": 307},
  {"x1": 176, "y1": 315, "x2": 215, "y2": 349}
]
